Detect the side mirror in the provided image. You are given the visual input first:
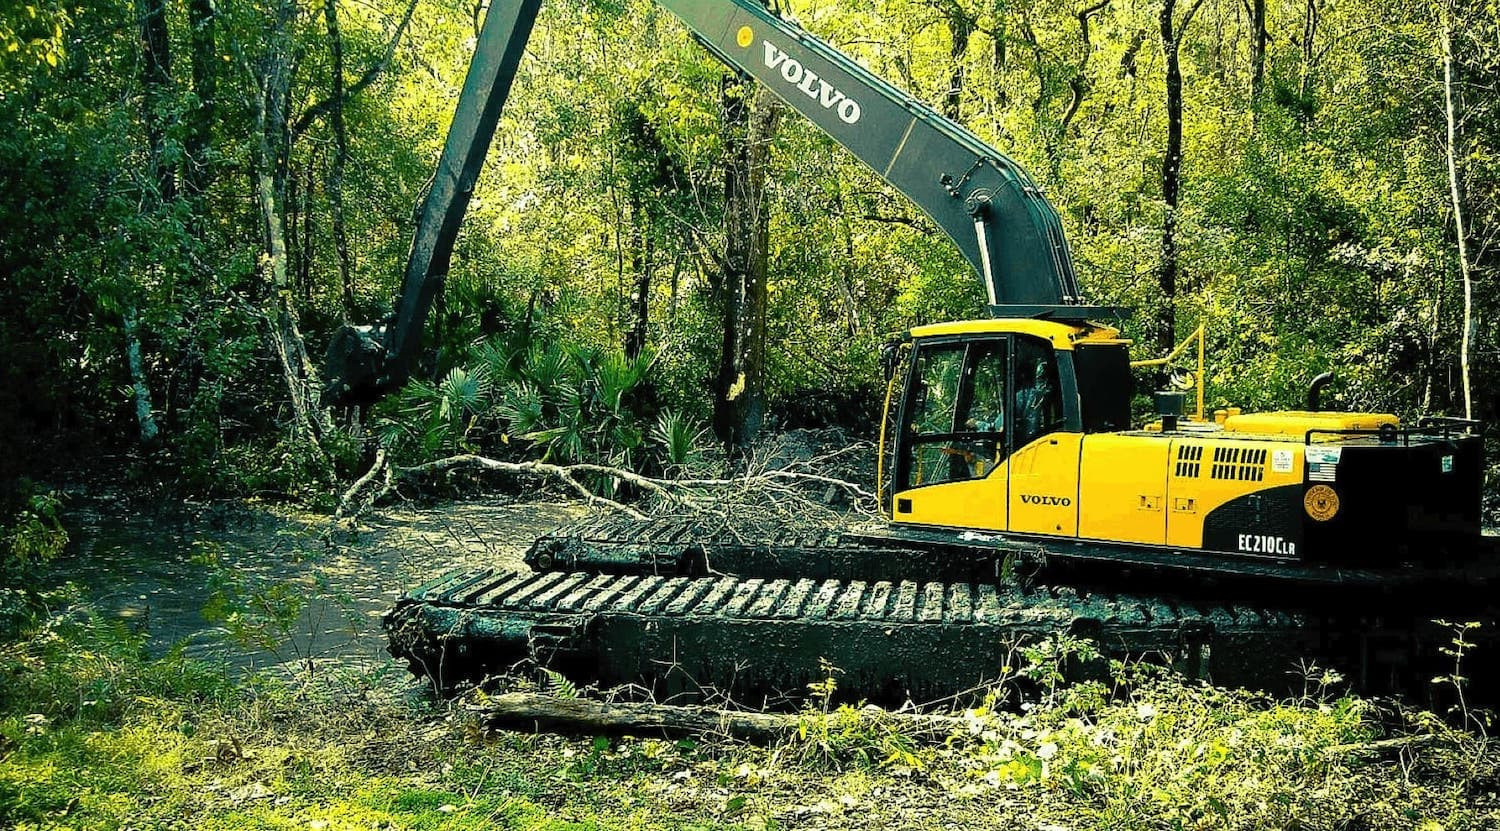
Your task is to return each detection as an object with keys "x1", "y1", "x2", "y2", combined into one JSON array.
[{"x1": 880, "y1": 340, "x2": 903, "y2": 382}]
